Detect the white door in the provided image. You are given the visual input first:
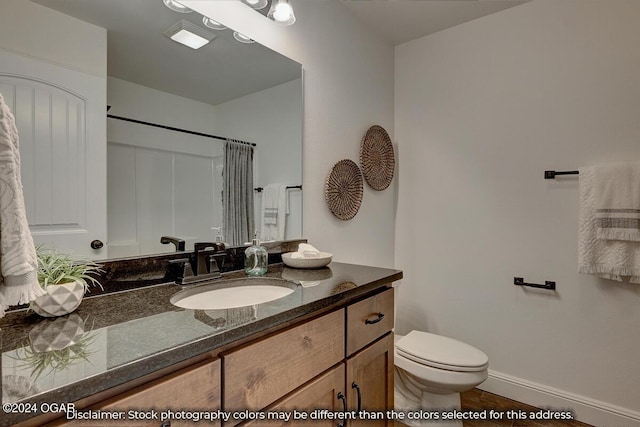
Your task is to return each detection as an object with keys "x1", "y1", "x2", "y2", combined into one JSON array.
[{"x1": 0, "y1": 50, "x2": 107, "y2": 258}]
